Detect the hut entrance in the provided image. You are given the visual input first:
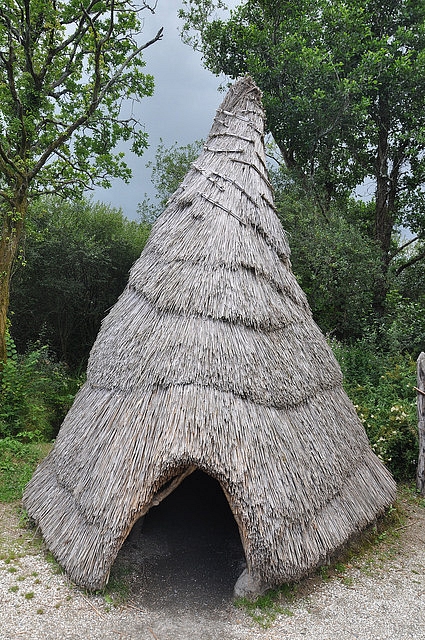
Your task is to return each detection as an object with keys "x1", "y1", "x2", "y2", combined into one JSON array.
[{"x1": 124, "y1": 470, "x2": 246, "y2": 609}]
